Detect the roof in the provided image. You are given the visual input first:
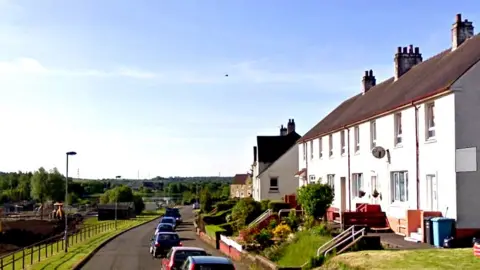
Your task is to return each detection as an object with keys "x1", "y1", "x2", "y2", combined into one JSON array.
[
  {"x1": 295, "y1": 168, "x2": 306, "y2": 177},
  {"x1": 299, "y1": 34, "x2": 480, "y2": 143},
  {"x1": 189, "y1": 256, "x2": 233, "y2": 264},
  {"x1": 257, "y1": 131, "x2": 301, "y2": 173},
  {"x1": 232, "y1": 174, "x2": 249, "y2": 185},
  {"x1": 172, "y1": 247, "x2": 205, "y2": 251}
]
